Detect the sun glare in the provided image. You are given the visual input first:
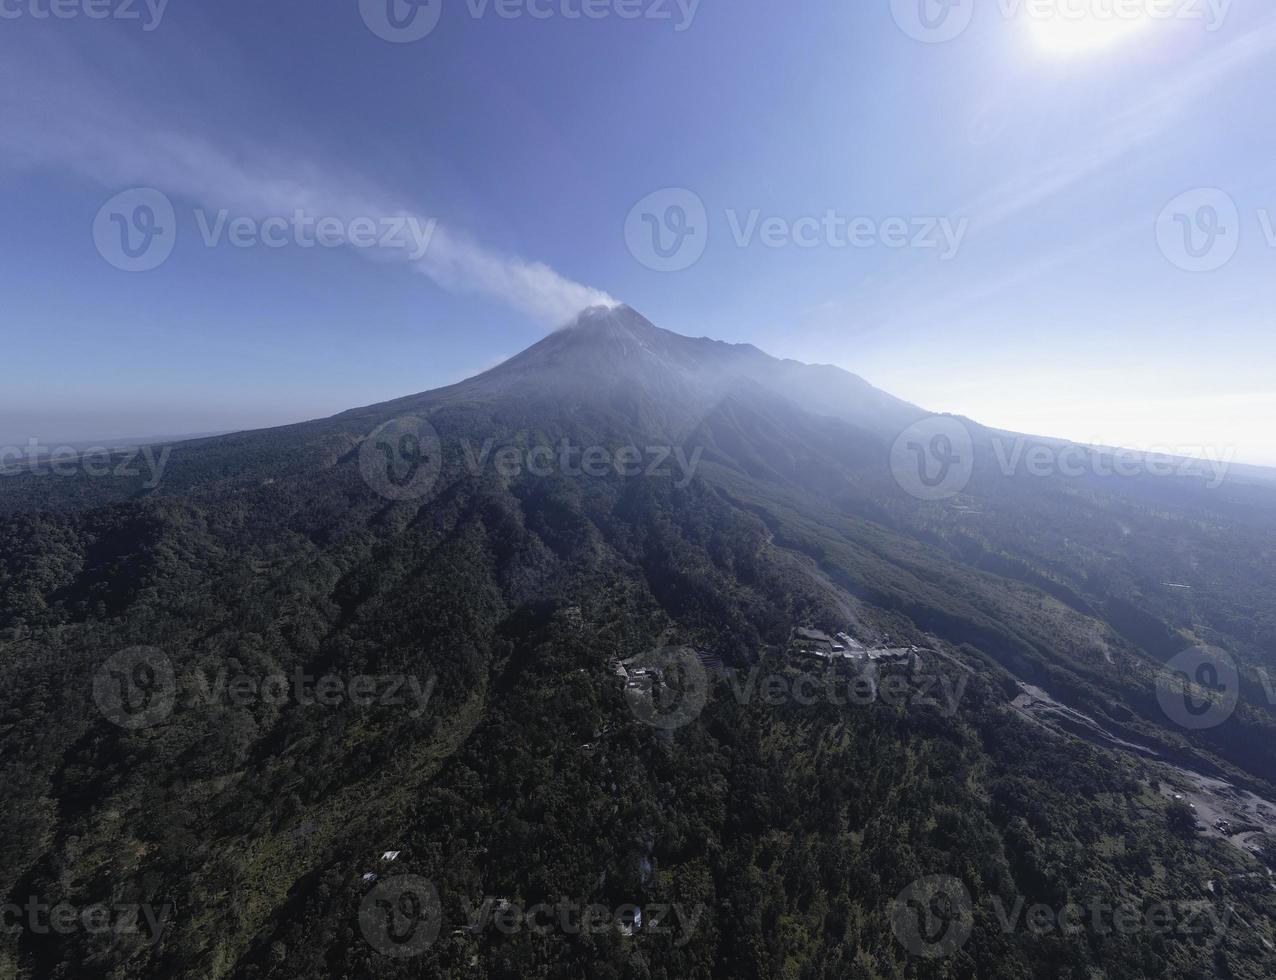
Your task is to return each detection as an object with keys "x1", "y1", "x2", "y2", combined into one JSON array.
[{"x1": 1026, "y1": 3, "x2": 1158, "y2": 55}]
